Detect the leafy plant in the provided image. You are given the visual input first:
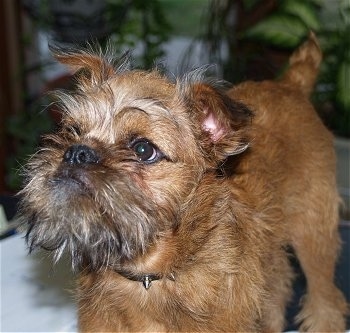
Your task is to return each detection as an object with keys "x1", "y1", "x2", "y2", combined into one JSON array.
[
  {"x1": 106, "y1": 0, "x2": 172, "y2": 68},
  {"x1": 242, "y1": 0, "x2": 320, "y2": 47}
]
